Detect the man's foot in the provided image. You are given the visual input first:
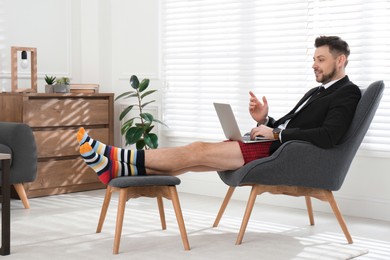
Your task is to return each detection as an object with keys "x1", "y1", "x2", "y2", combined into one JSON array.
[
  {"x1": 79, "y1": 142, "x2": 147, "y2": 184},
  {"x1": 76, "y1": 127, "x2": 144, "y2": 165},
  {"x1": 80, "y1": 142, "x2": 111, "y2": 184}
]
